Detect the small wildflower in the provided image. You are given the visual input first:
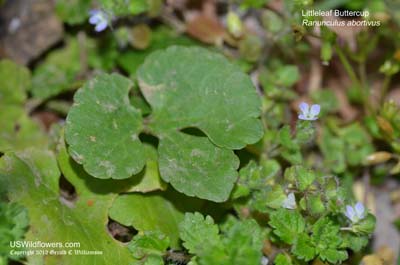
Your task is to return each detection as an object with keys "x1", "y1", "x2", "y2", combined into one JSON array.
[
  {"x1": 89, "y1": 10, "x2": 109, "y2": 32},
  {"x1": 282, "y1": 192, "x2": 296, "y2": 209},
  {"x1": 345, "y1": 202, "x2": 366, "y2": 223},
  {"x1": 298, "y1": 102, "x2": 320, "y2": 120}
]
